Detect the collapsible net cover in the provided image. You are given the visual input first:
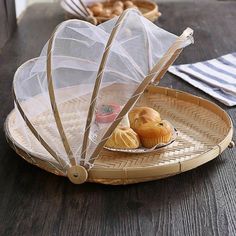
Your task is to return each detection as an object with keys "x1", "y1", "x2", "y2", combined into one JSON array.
[{"x1": 13, "y1": 9, "x2": 193, "y2": 175}]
